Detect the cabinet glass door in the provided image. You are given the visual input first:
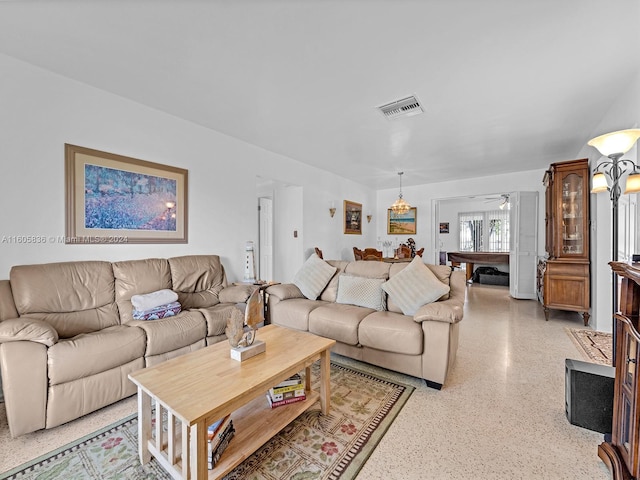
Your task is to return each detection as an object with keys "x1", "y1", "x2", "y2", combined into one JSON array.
[
  {"x1": 620, "y1": 332, "x2": 638, "y2": 462},
  {"x1": 561, "y1": 173, "x2": 584, "y2": 255}
]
